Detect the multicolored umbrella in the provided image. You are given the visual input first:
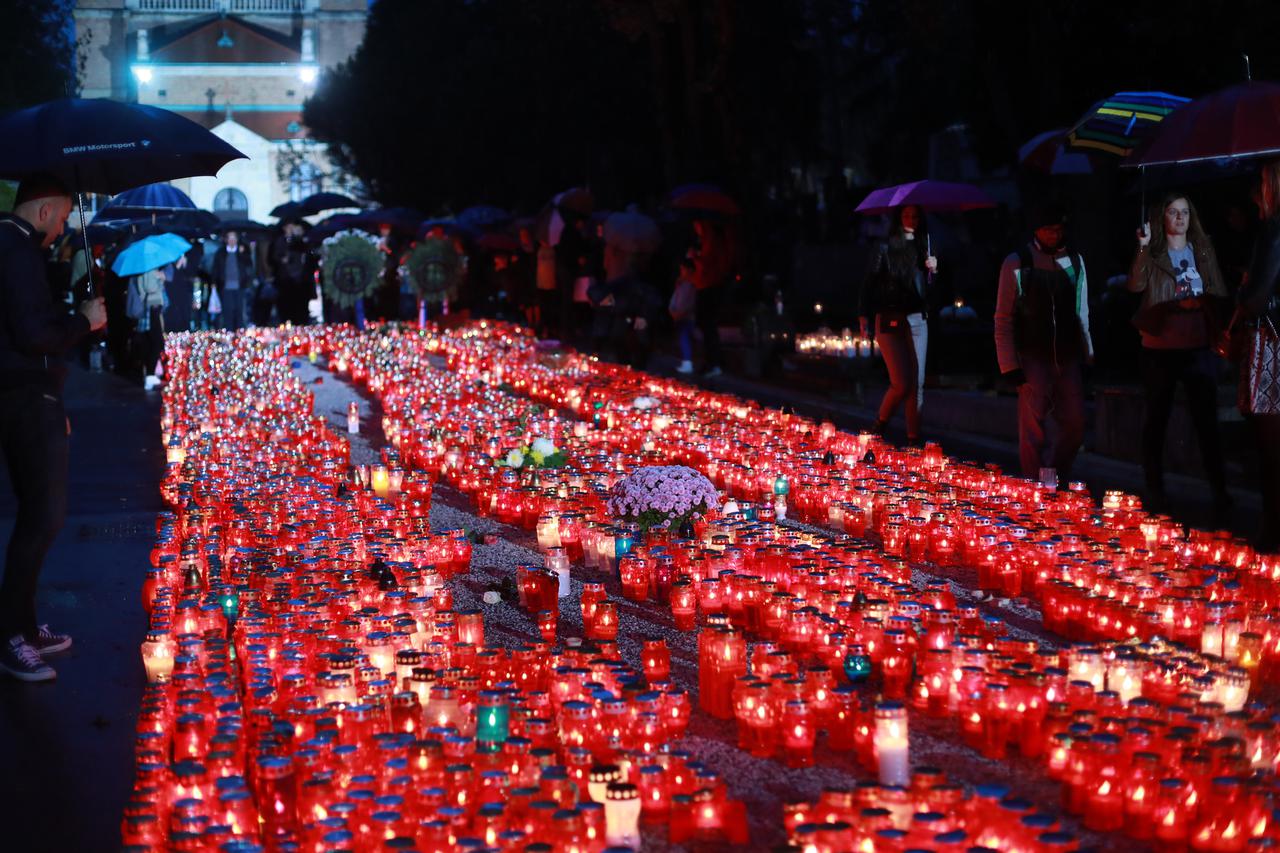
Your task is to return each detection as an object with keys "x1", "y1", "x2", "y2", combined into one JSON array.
[
  {"x1": 1065, "y1": 91, "x2": 1189, "y2": 157},
  {"x1": 855, "y1": 180, "x2": 994, "y2": 214},
  {"x1": 1128, "y1": 81, "x2": 1280, "y2": 166}
]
